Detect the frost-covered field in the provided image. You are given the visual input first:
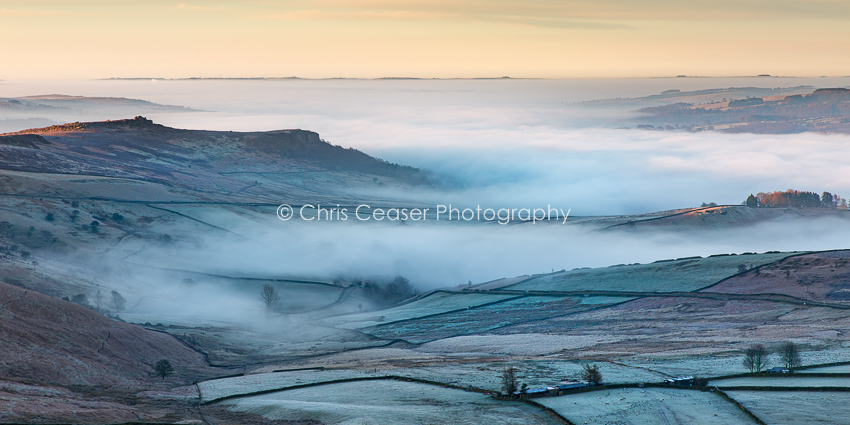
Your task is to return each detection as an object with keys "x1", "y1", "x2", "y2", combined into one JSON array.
[
  {"x1": 800, "y1": 364, "x2": 850, "y2": 373},
  {"x1": 198, "y1": 360, "x2": 668, "y2": 408},
  {"x1": 726, "y1": 391, "x2": 850, "y2": 424},
  {"x1": 246, "y1": 359, "x2": 672, "y2": 393},
  {"x1": 709, "y1": 376, "x2": 850, "y2": 387},
  {"x1": 198, "y1": 369, "x2": 377, "y2": 402},
  {"x1": 517, "y1": 361, "x2": 668, "y2": 387},
  {"x1": 508, "y1": 253, "x2": 794, "y2": 293},
  {"x1": 321, "y1": 291, "x2": 517, "y2": 329},
  {"x1": 539, "y1": 387, "x2": 757, "y2": 425},
  {"x1": 407, "y1": 360, "x2": 670, "y2": 390},
  {"x1": 364, "y1": 295, "x2": 631, "y2": 343},
  {"x1": 418, "y1": 333, "x2": 630, "y2": 356},
  {"x1": 618, "y1": 348, "x2": 850, "y2": 380},
  {"x1": 618, "y1": 355, "x2": 746, "y2": 379},
  {"x1": 163, "y1": 206, "x2": 272, "y2": 237},
  {"x1": 218, "y1": 379, "x2": 560, "y2": 424}
]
